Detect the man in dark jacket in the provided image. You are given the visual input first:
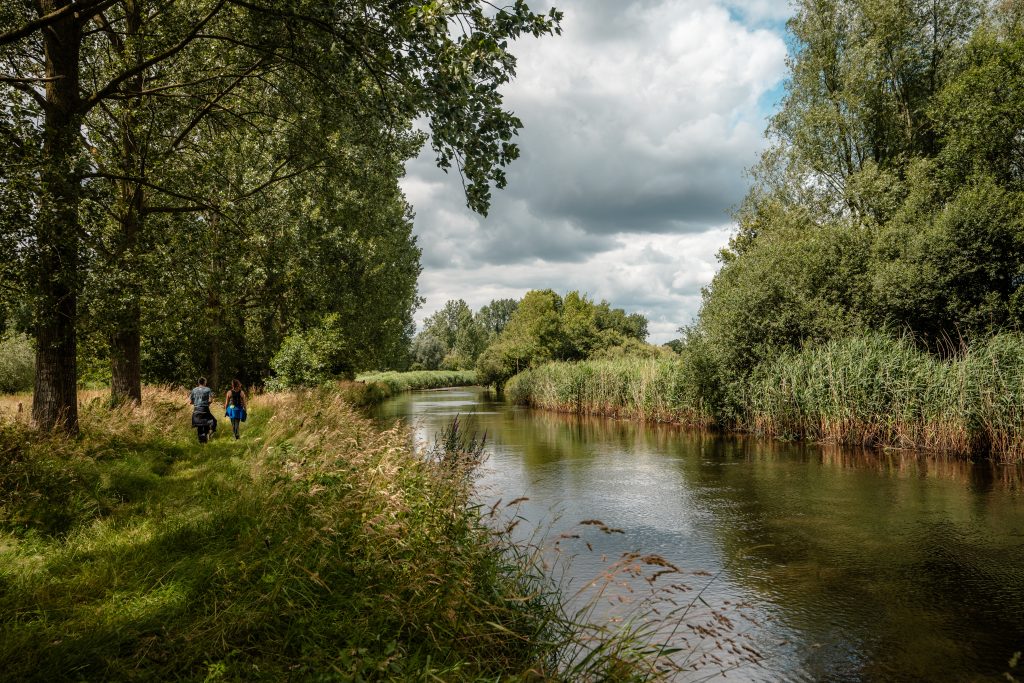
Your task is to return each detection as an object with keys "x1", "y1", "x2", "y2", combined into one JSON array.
[{"x1": 189, "y1": 377, "x2": 217, "y2": 443}]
